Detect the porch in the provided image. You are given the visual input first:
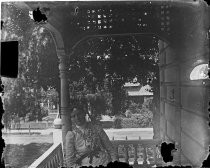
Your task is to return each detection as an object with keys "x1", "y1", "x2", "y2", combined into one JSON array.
[{"x1": 12, "y1": 1, "x2": 210, "y2": 168}]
